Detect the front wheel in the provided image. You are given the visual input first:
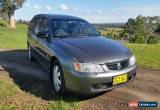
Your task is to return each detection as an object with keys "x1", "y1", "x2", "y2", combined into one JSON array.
[{"x1": 51, "y1": 60, "x2": 66, "y2": 95}]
